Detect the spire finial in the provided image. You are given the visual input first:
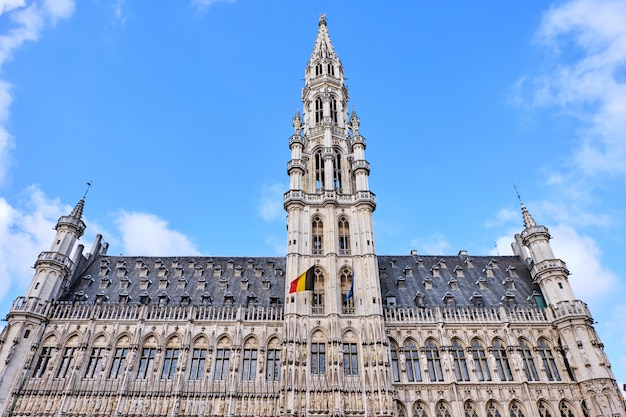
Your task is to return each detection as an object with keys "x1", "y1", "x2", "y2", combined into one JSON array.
[
  {"x1": 513, "y1": 182, "x2": 536, "y2": 228},
  {"x1": 319, "y1": 13, "x2": 326, "y2": 26},
  {"x1": 83, "y1": 181, "x2": 92, "y2": 199}
]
